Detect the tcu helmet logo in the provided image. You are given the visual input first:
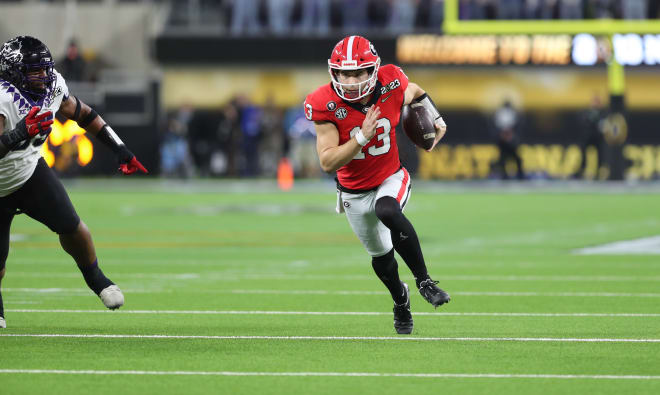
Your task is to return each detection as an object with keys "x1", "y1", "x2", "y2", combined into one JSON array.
[
  {"x1": 326, "y1": 101, "x2": 336, "y2": 111},
  {"x1": 335, "y1": 107, "x2": 348, "y2": 120},
  {"x1": 0, "y1": 39, "x2": 23, "y2": 71}
]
